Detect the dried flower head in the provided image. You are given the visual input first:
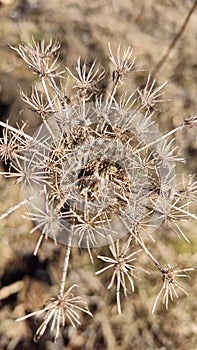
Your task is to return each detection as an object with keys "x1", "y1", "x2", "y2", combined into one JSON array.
[
  {"x1": 66, "y1": 58, "x2": 105, "y2": 98},
  {"x1": 137, "y1": 74, "x2": 167, "y2": 111},
  {"x1": 20, "y1": 86, "x2": 55, "y2": 120},
  {"x1": 96, "y1": 238, "x2": 143, "y2": 313},
  {"x1": 11, "y1": 38, "x2": 64, "y2": 78},
  {"x1": 17, "y1": 284, "x2": 92, "y2": 342},
  {"x1": 152, "y1": 265, "x2": 194, "y2": 313},
  {"x1": 108, "y1": 43, "x2": 135, "y2": 81},
  {"x1": 0, "y1": 39, "x2": 196, "y2": 341}
]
